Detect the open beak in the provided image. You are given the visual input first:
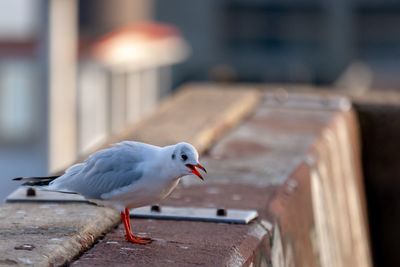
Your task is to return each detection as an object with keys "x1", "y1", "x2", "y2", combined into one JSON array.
[{"x1": 186, "y1": 163, "x2": 207, "y2": 180}]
